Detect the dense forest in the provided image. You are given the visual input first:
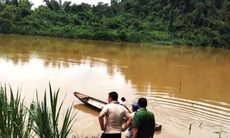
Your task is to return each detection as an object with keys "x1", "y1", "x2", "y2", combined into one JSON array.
[{"x1": 0, "y1": 0, "x2": 229, "y2": 48}]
